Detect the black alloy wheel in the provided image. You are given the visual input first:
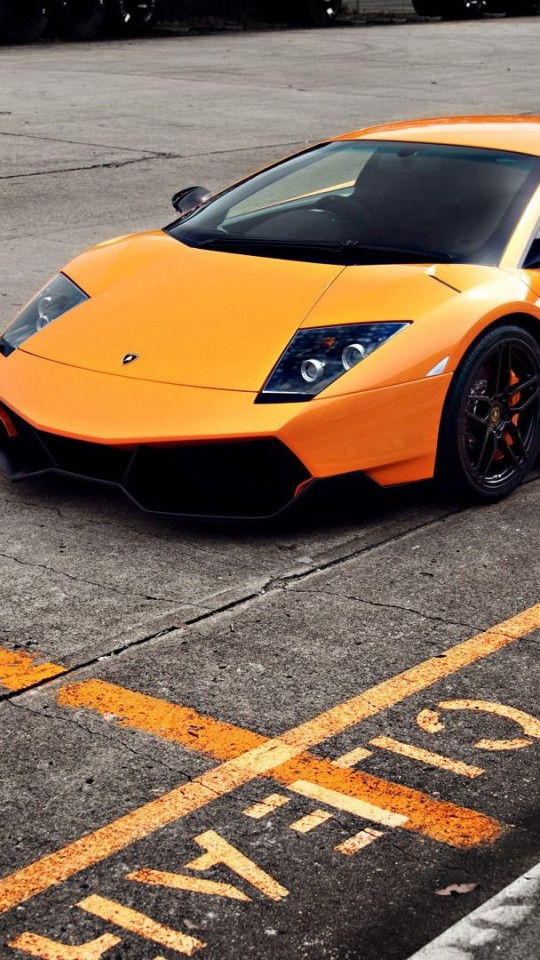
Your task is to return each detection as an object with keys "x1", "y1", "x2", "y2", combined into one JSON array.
[
  {"x1": 437, "y1": 325, "x2": 540, "y2": 503},
  {"x1": 107, "y1": 0, "x2": 157, "y2": 36},
  {"x1": 0, "y1": 0, "x2": 50, "y2": 42},
  {"x1": 53, "y1": 0, "x2": 106, "y2": 39}
]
